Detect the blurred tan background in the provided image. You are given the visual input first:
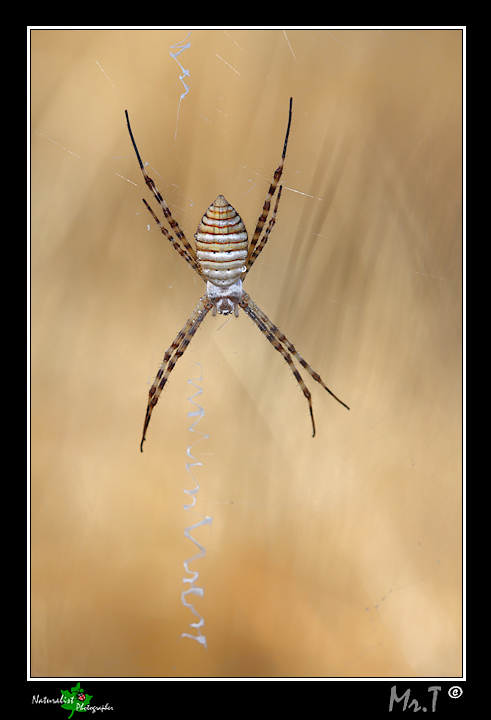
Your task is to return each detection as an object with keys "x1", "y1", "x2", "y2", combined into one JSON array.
[{"x1": 31, "y1": 29, "x2": 462, "y2": 677}]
